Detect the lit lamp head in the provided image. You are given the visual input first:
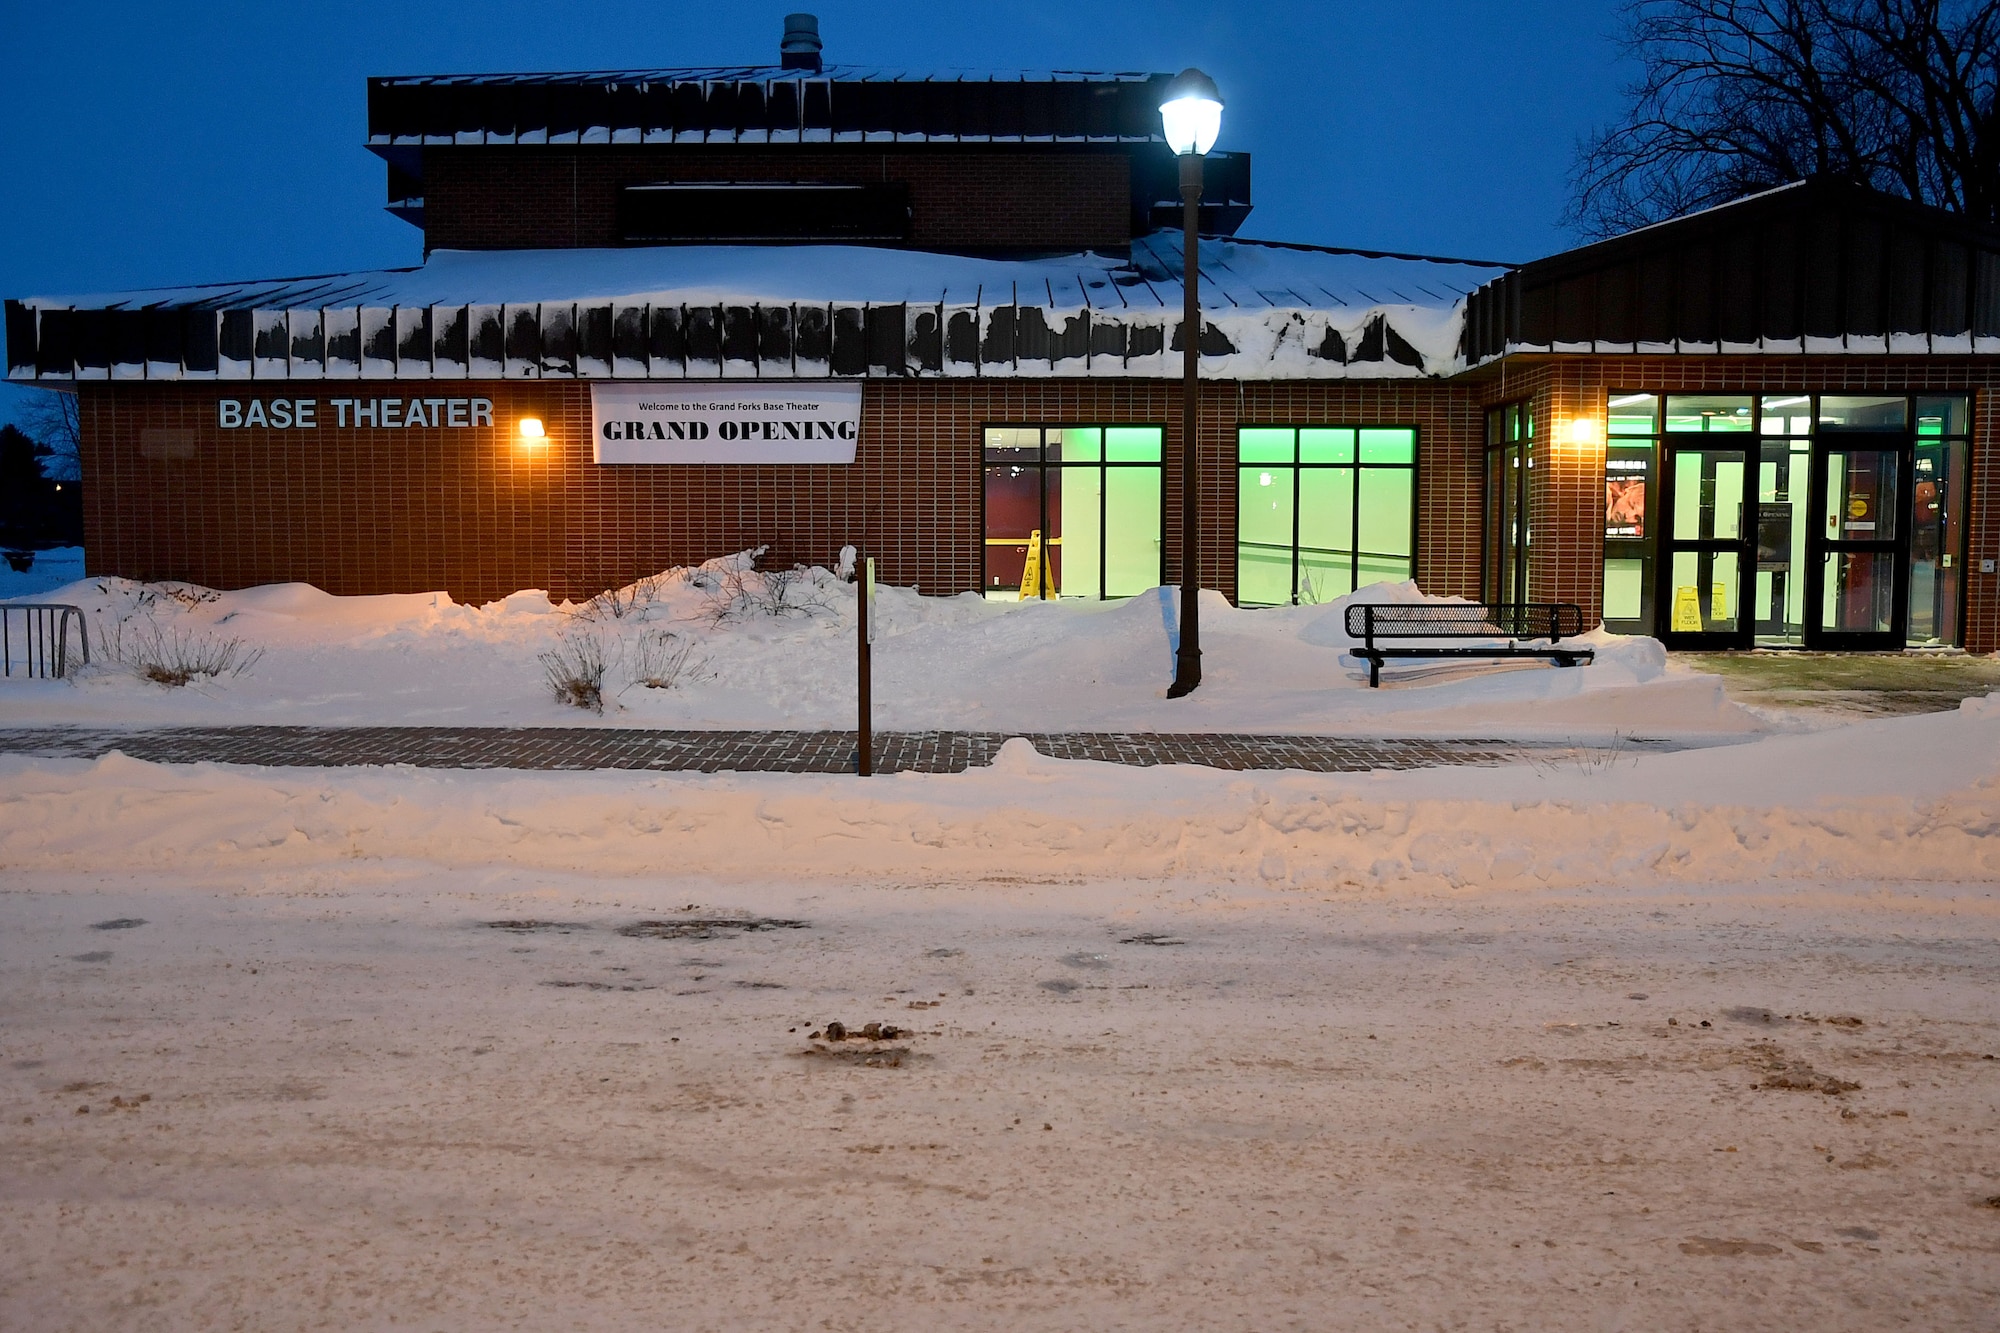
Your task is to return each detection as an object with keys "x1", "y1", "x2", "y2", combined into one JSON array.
[
  {"x1": 1566, "y1": 417, "x2": 1604, "y2": 448},
  {"x1": 517, "y1": 416, "x2": 546, "y2": 442},
  {"x1": 1159, "y1": 68, "x2": 1223, "y2": 156}
]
